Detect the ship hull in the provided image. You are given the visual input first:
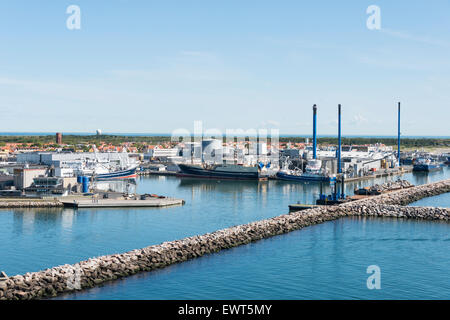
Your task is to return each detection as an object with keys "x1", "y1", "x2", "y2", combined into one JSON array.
[
  {"x1": 88, "y1": 167, "x2": 137, "y2": 180},
  {"x1": 177, "y1": 164, "x2": 259, "y2": 180},
  {"x1": 276, "y1": 171, "x2": 331, "y2": 182}
]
